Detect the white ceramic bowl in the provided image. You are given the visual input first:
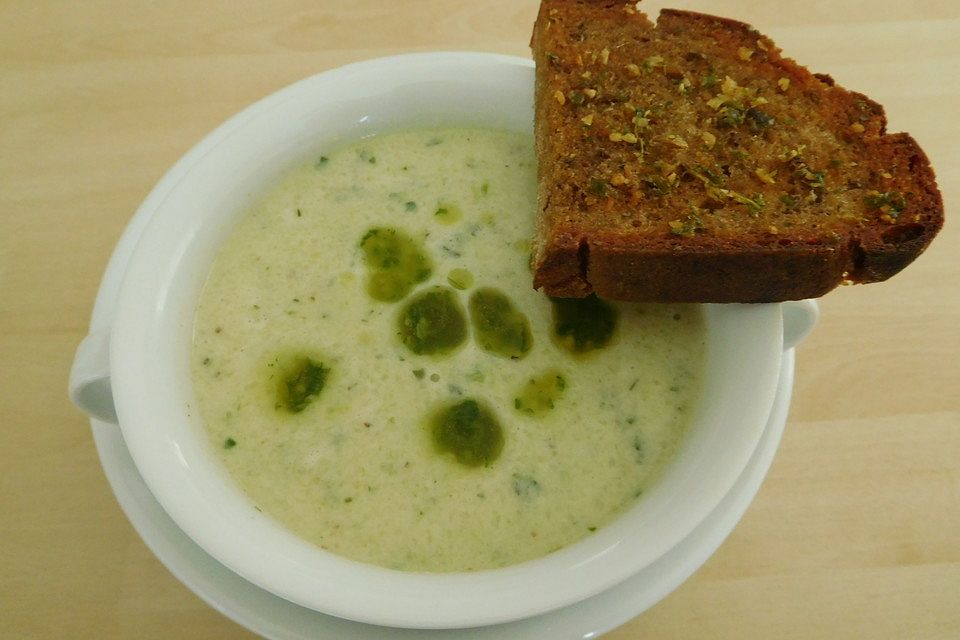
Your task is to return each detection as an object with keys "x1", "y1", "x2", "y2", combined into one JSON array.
[{"x1": 69, "y1": 53, "x2": 816, "y2": 629}]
